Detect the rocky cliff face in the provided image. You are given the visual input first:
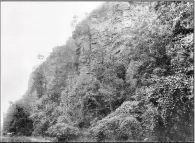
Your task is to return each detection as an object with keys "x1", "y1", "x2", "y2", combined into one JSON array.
[
  {"x1": 23, "y1": 1, "x2": 157, "y2": 109},
  {"x1": 72, "y1": 1, "x2": 156, "y2": 84},
  {"x1": 4, "y1": 1, "x2": 194, "y2": 141}
]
